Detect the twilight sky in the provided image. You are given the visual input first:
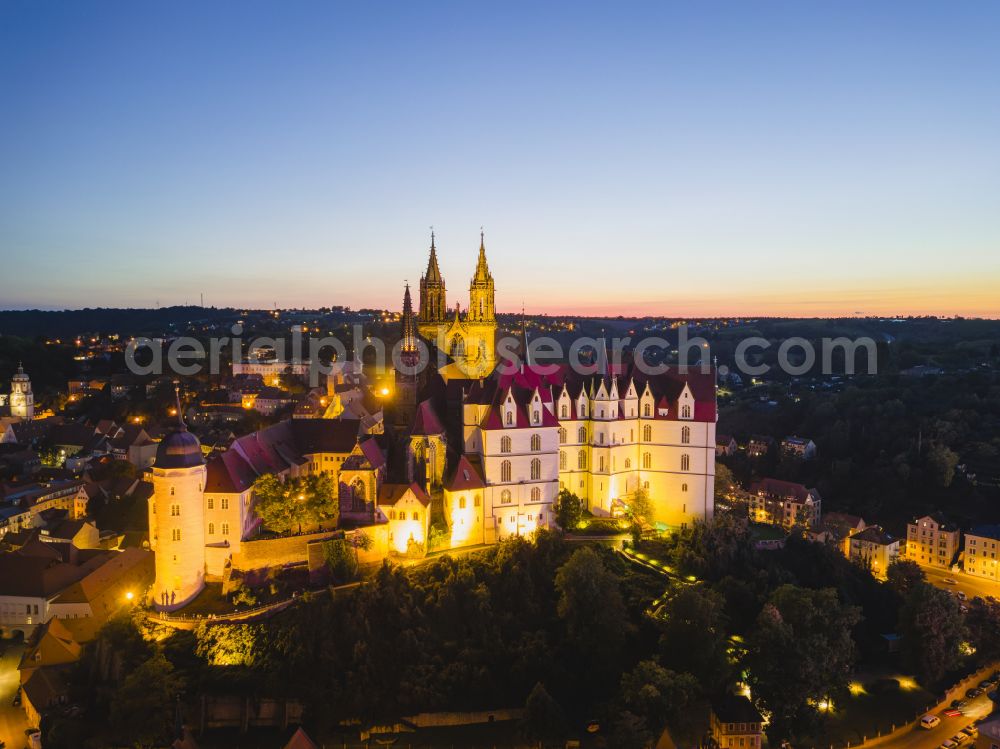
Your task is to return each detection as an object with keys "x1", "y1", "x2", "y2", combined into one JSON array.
[{"x1": 1, "y1": 1, "x2": 998, "y2": 317}]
